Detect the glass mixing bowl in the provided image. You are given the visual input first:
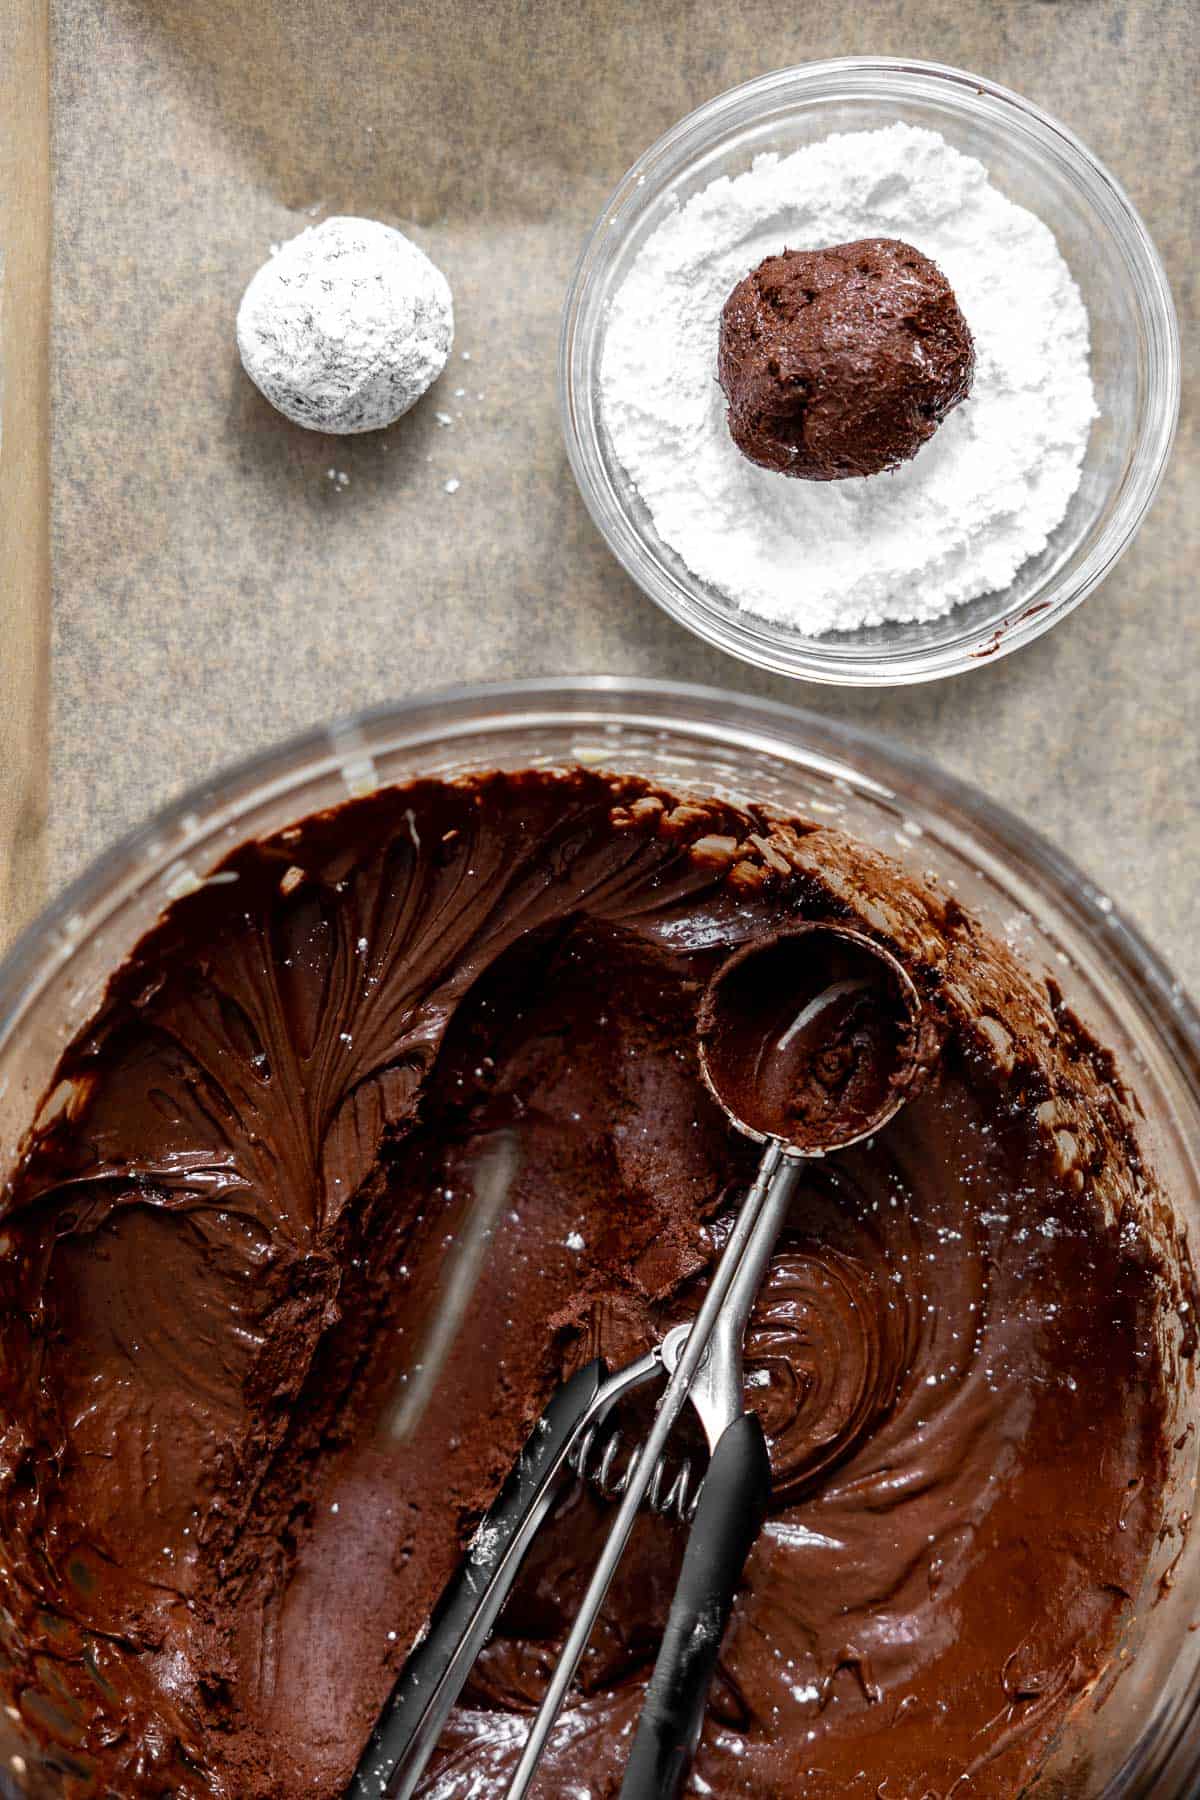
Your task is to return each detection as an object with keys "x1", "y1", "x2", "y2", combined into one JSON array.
[
  {"x1": 559, "y1": 59, "x2": 1180, "y2": 685},
  {"x1": 1, "y1": 677, "x2": 1197, "y2": 1795}
]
